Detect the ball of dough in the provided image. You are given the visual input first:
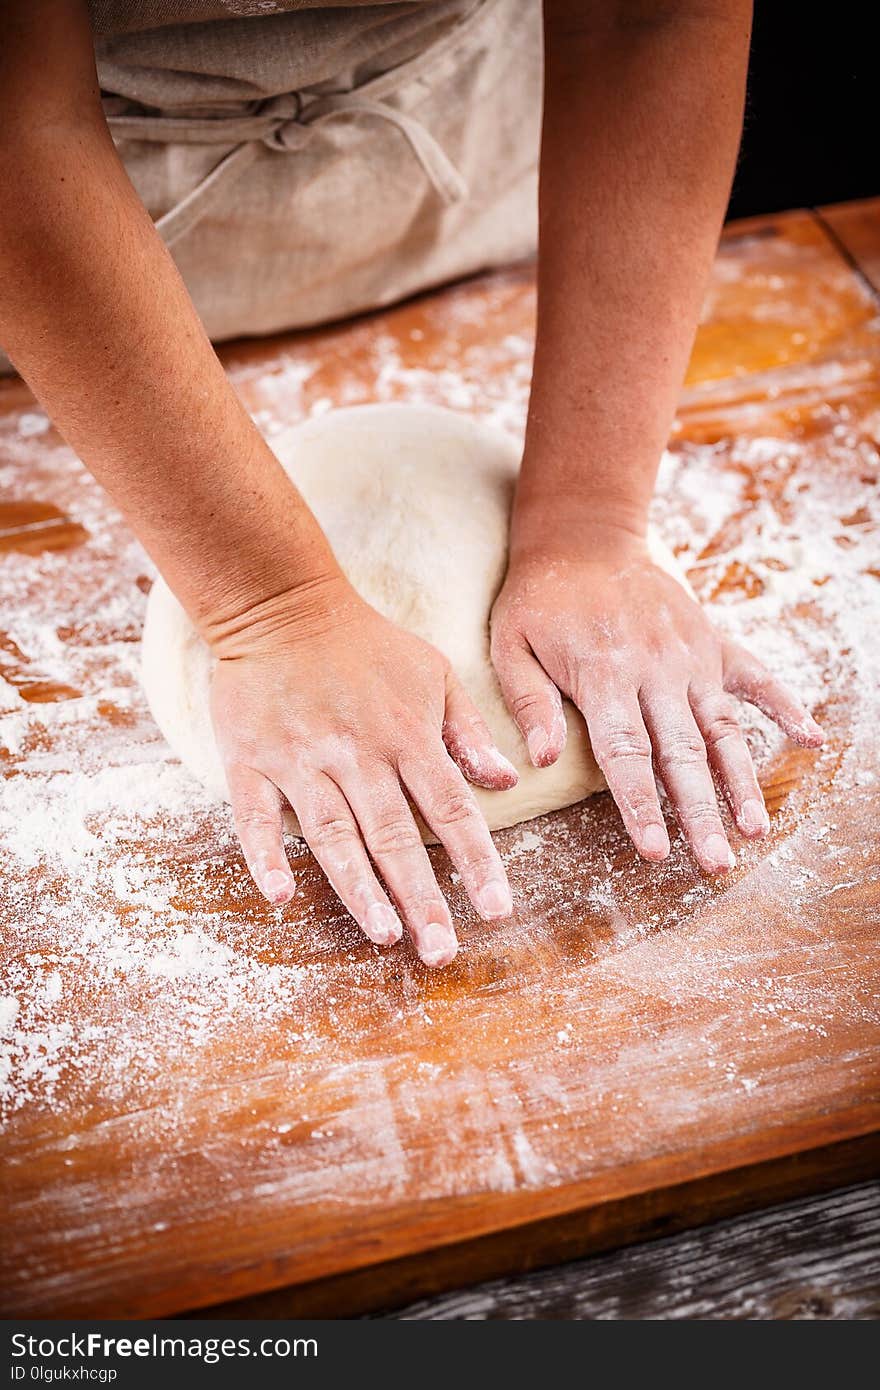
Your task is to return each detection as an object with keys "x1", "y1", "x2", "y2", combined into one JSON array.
[{"x1": 141, "y1": 404, "x2": 685, "y2": 838}]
